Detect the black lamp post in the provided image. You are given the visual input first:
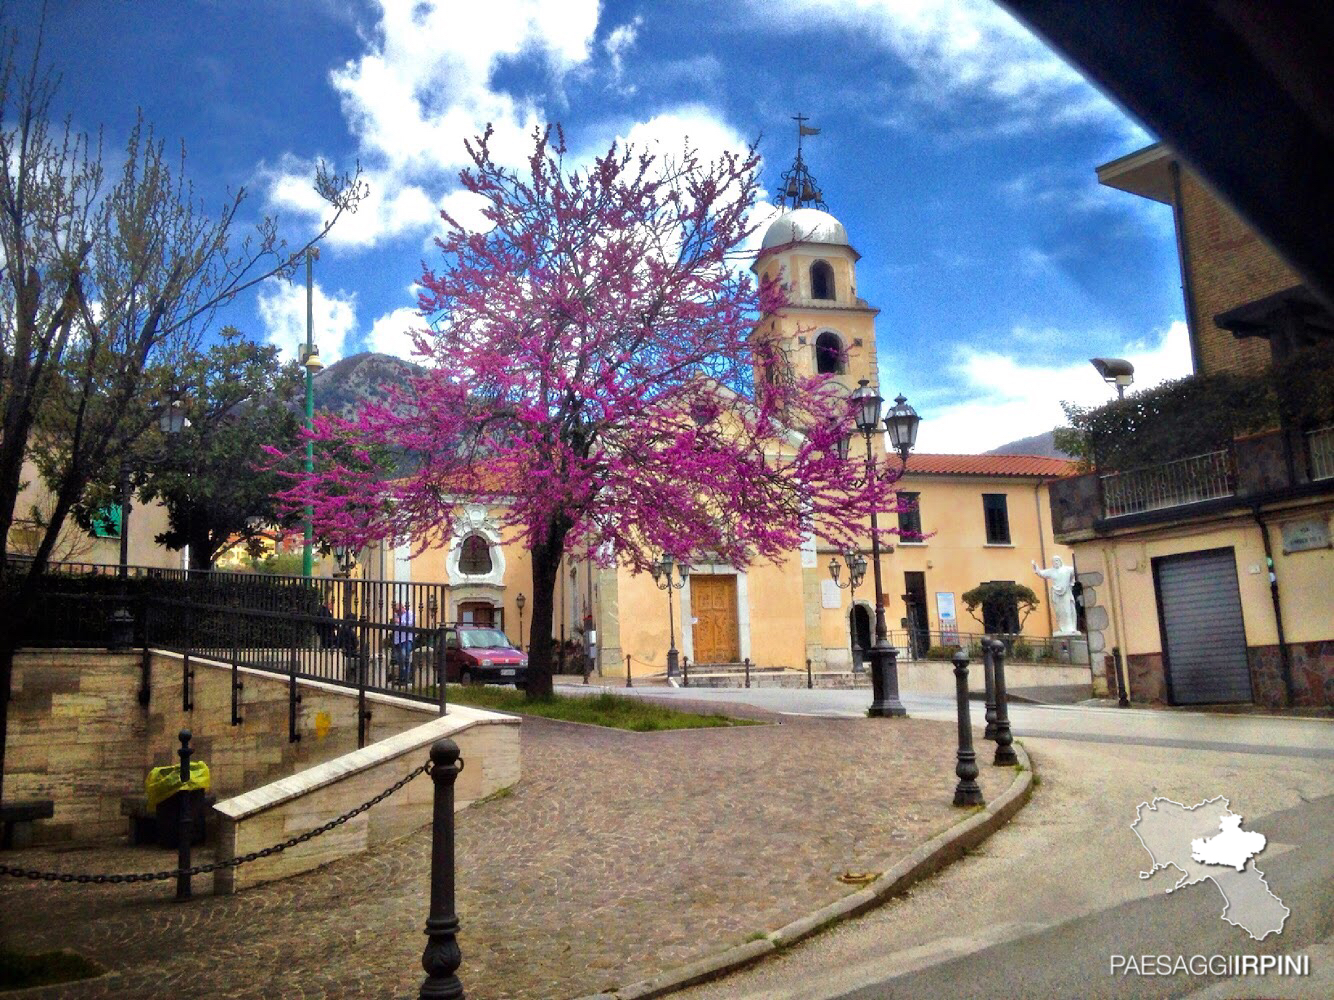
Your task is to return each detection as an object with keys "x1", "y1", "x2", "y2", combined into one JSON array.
[
  {"x1": 841, "y1": 380, "x2": 919, "y2": 717},
  {"x1": 515, "y1": 593, "x2": 526, "y2": 652},
  {"x1": 828, "y1": 550, "x2": 867, "y2": 671},
  {"x1": 109, "y1": 394, "x2": 188, "y2": 649},
  {"x1": 650, "y1": 553, "x2": 689, "y2": 676}
]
